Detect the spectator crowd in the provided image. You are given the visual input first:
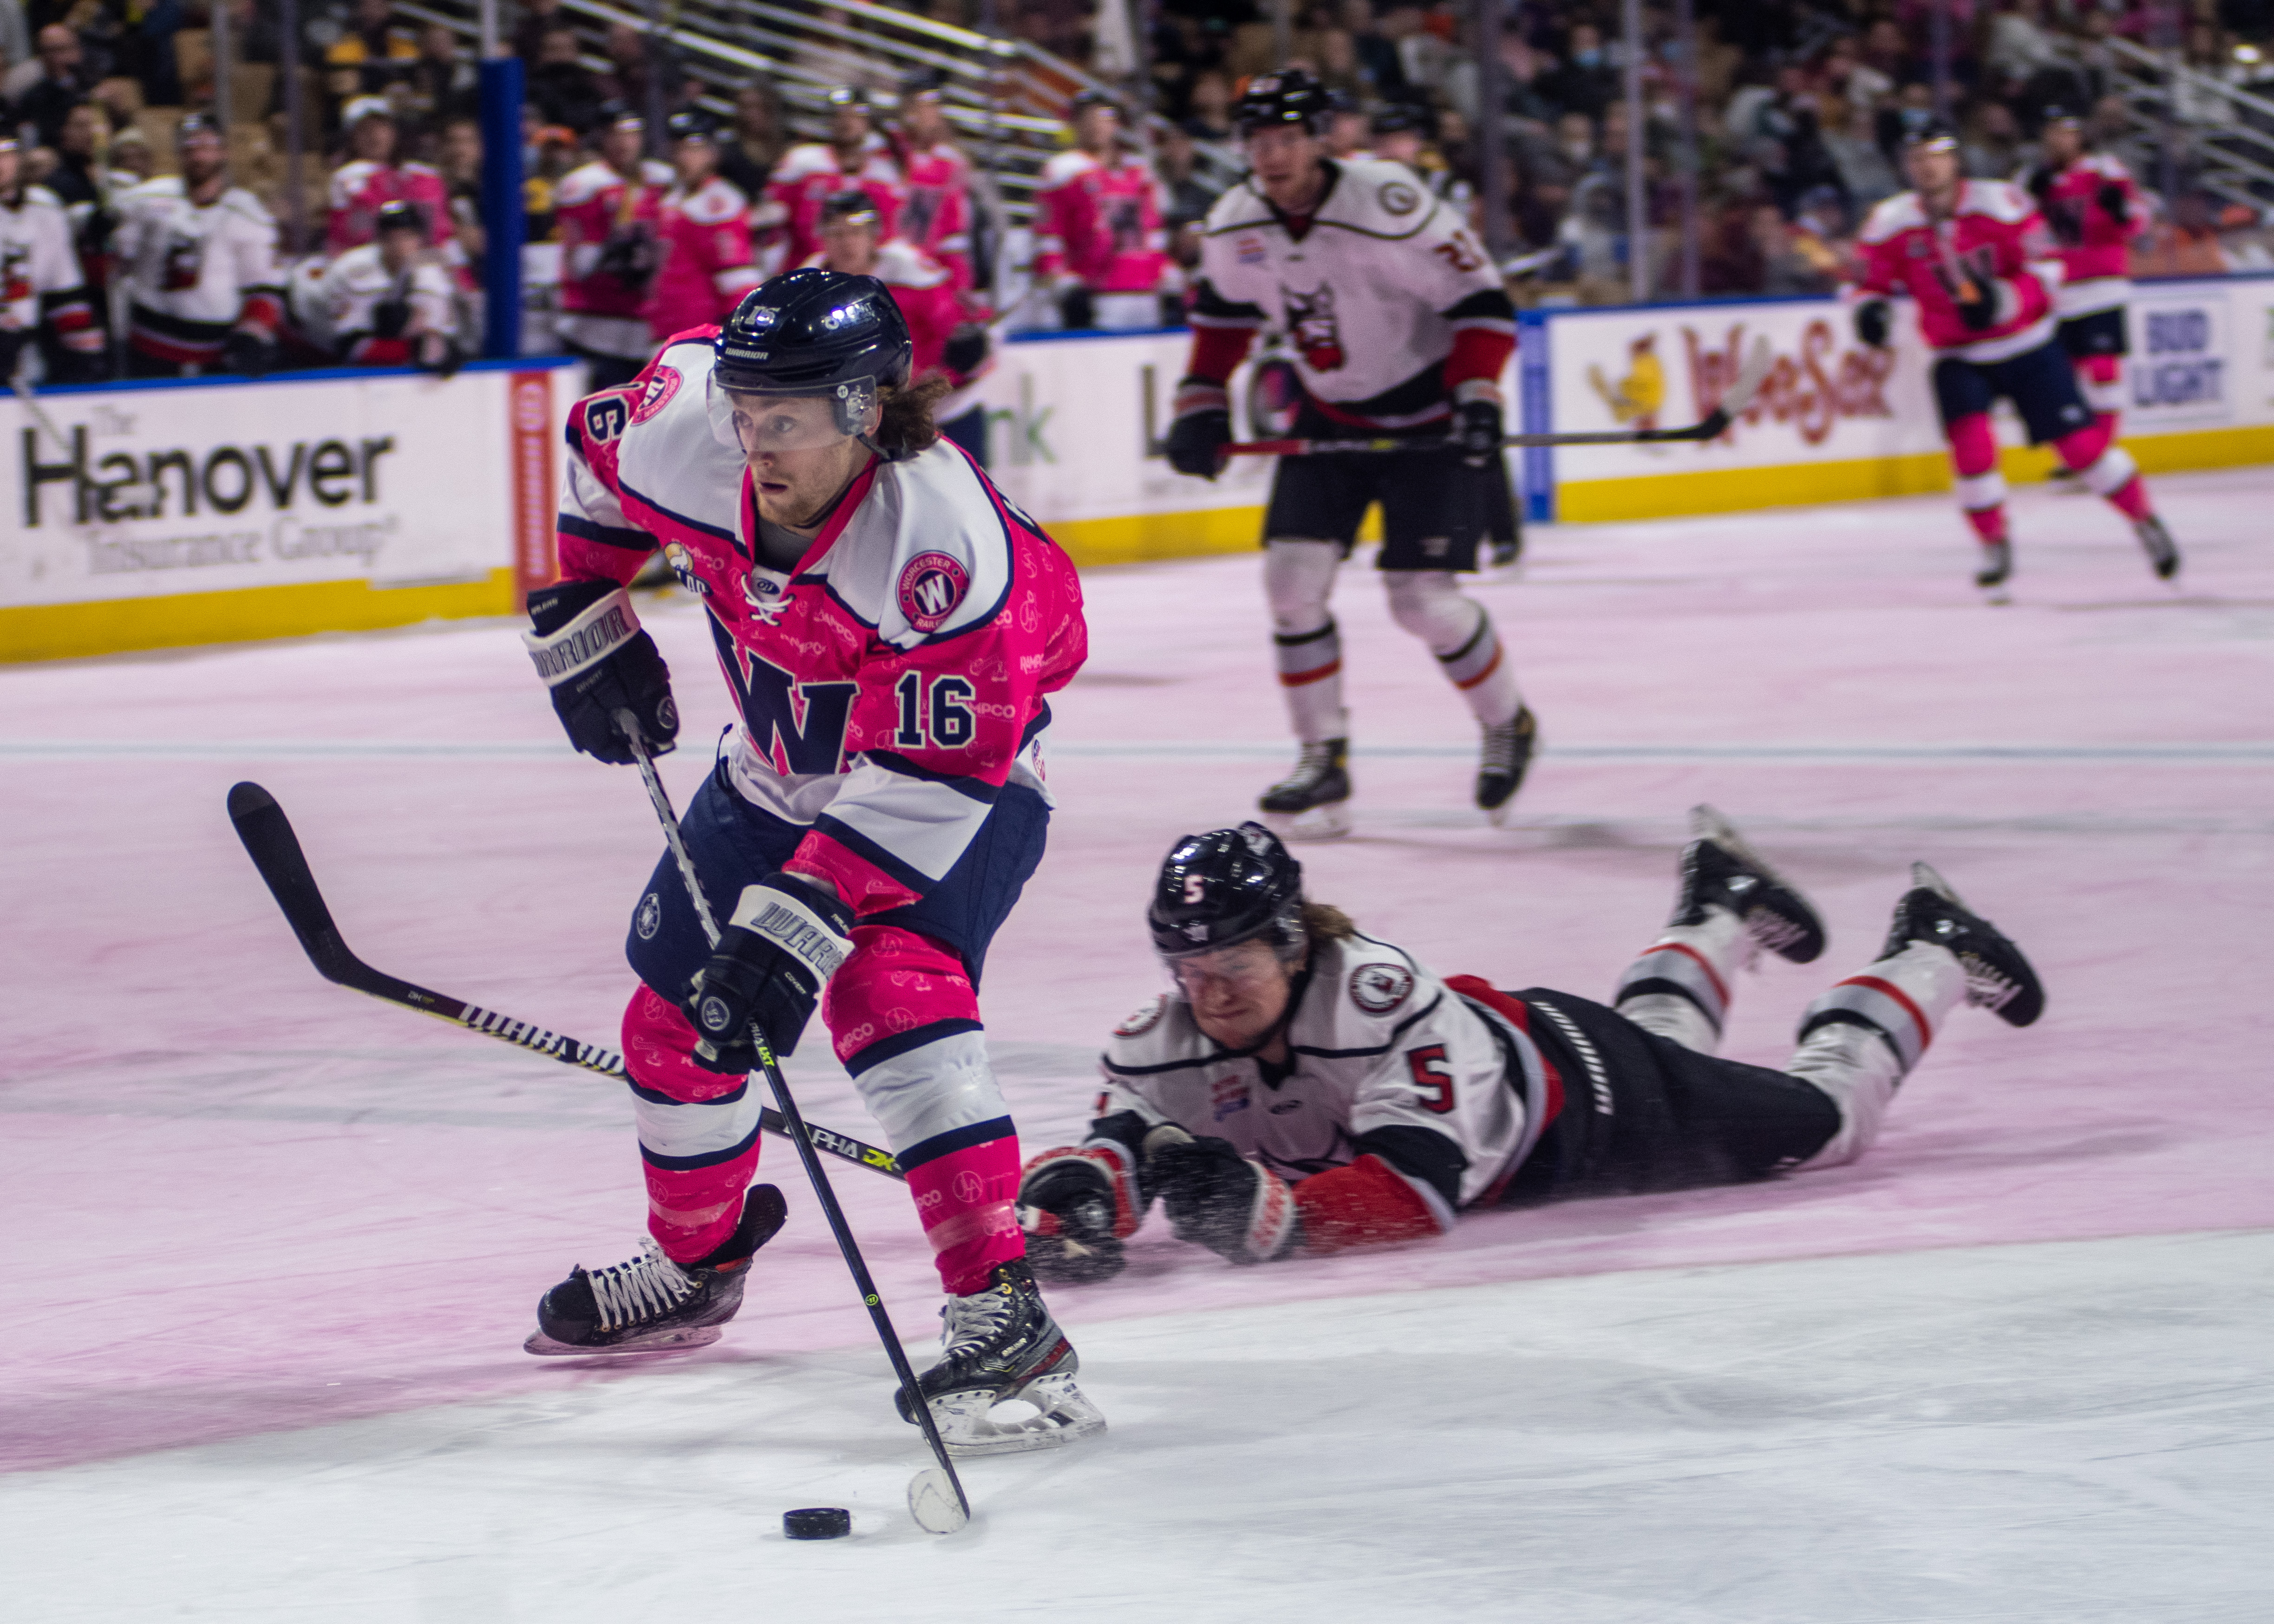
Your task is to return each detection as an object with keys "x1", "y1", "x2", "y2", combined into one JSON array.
[{"x1": 4, "y1": 0, "x2": 2273, "y2": 396}]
